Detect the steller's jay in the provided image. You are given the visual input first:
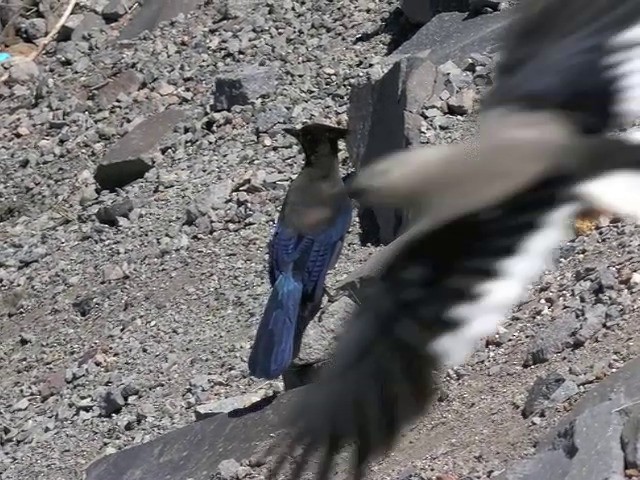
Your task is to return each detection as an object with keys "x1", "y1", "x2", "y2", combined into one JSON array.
[{"x1": 248, "y1": 123, "x2": 353, "y2": 380}]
